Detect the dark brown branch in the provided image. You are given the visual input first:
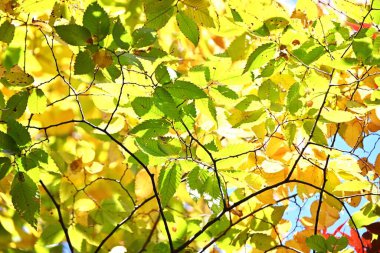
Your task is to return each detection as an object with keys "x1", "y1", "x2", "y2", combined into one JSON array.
[{"x1": 39, "y1": 180, "x2": 74, "y2": 253}]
